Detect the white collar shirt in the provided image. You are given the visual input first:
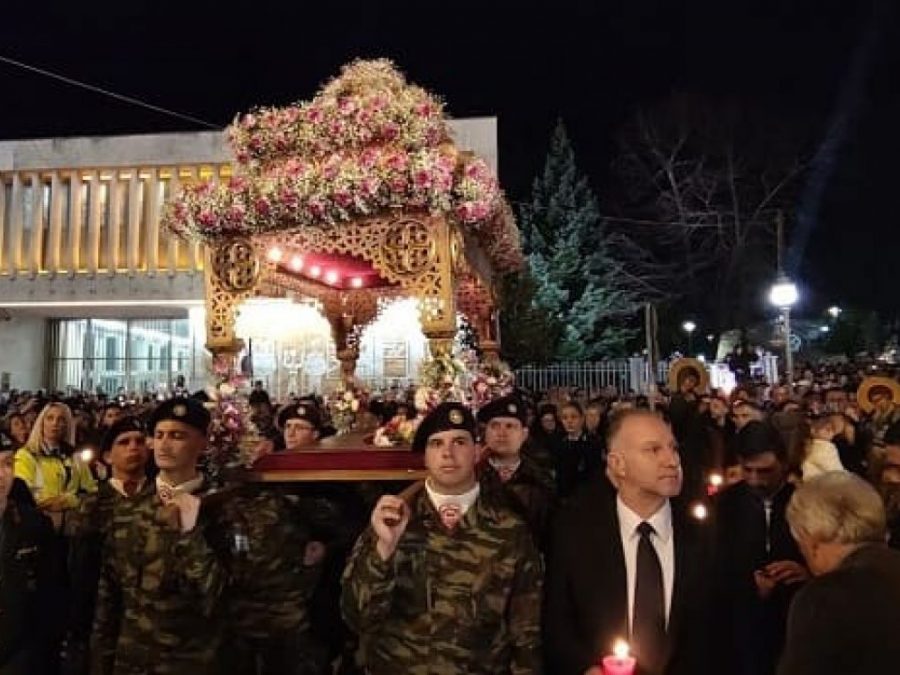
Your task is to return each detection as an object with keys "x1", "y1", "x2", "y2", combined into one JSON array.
[{"x1": 616, "y1": 495, "x2": 675, "y2": 633}]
